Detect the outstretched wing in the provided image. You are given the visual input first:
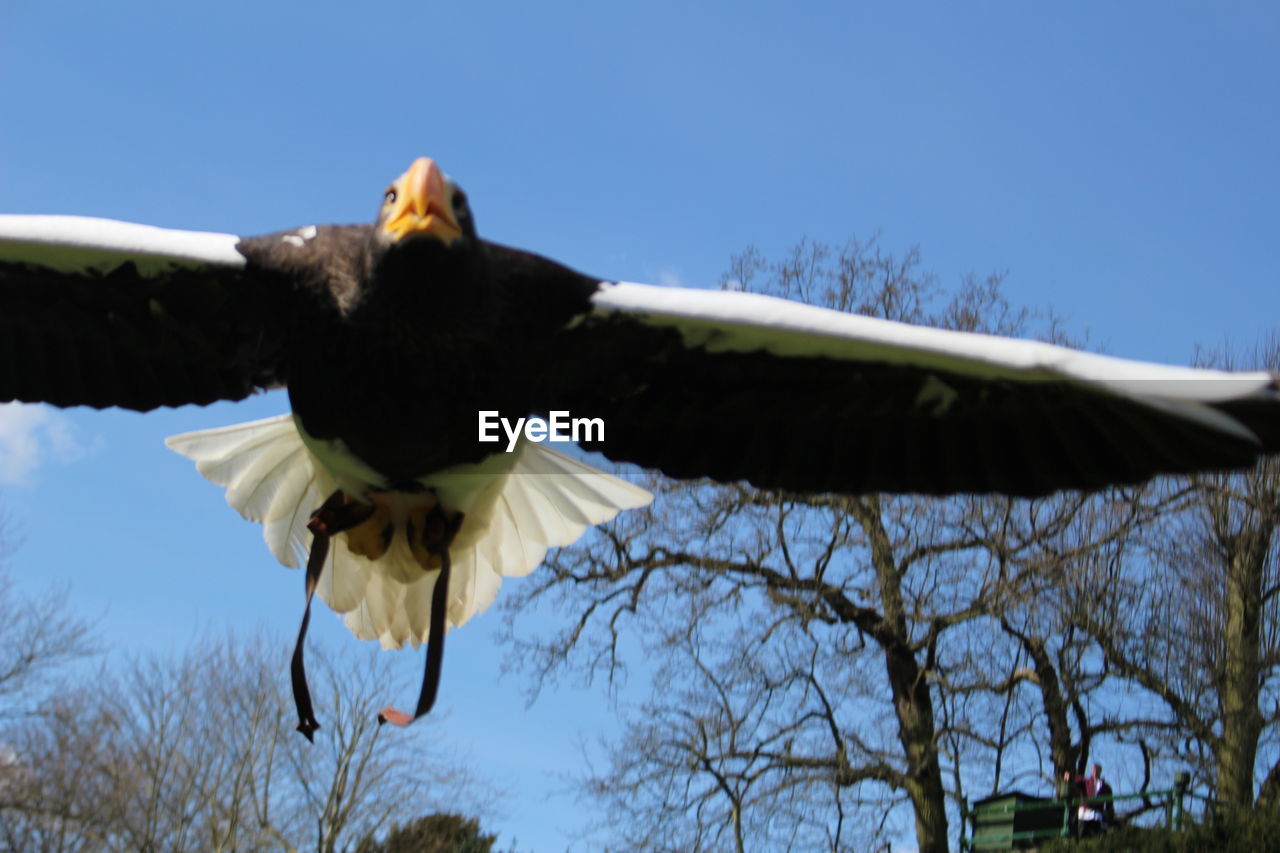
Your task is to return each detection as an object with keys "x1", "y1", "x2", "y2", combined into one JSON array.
[
  {"x1": 552, "y1": 281, "x2": 1280, "y2": 497},
  {"x1": 0, "y1": 215, "x2": 284, "y2": 411}
]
